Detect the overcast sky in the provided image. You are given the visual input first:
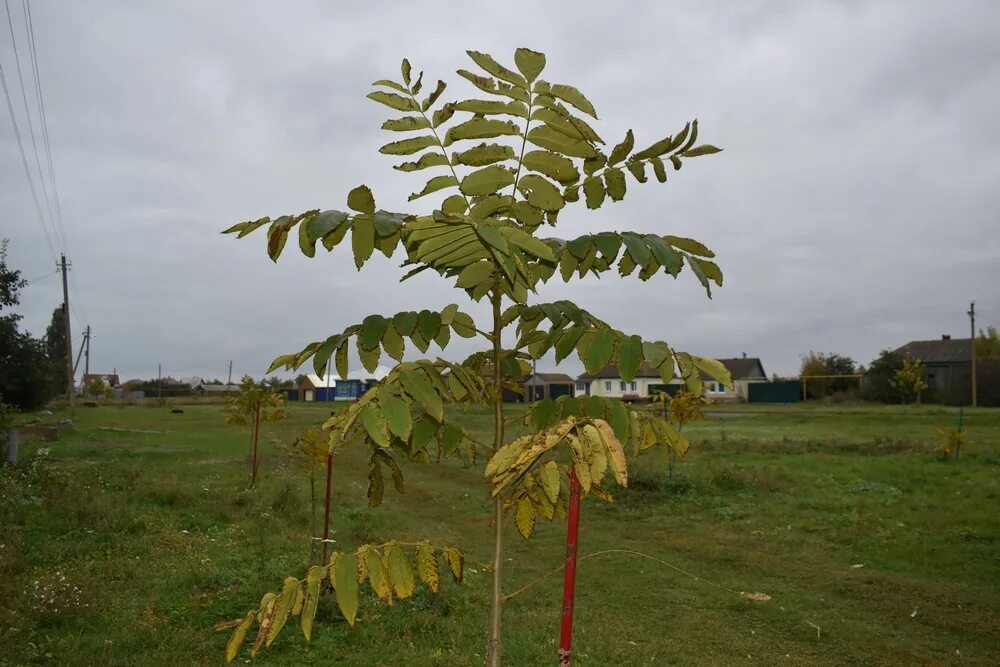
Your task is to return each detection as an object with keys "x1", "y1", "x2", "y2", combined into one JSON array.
[{"x1": 3, "y1": 1, "x2": 998, "y2": 382}]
